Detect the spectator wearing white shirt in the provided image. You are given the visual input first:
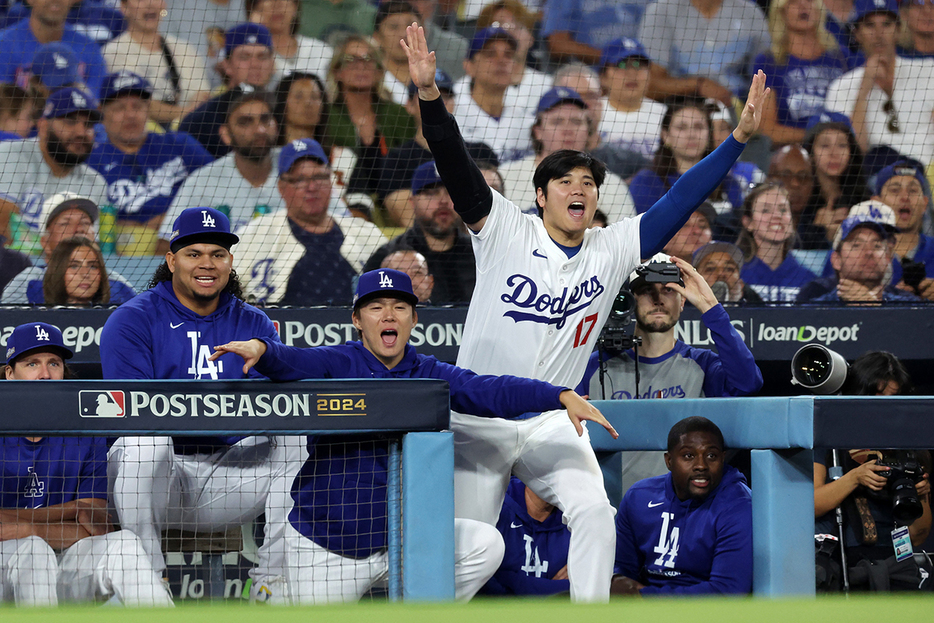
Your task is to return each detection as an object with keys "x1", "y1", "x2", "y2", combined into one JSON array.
[
  {"x1": 497, "y1": 87, "x2": 636, "y2": 222},
  {"x1": 372, "y1": 0, "x2": 420, "y2": 105},
  {"x1": 247, "y1": 0, "x2": 333, "y2": 87}
]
